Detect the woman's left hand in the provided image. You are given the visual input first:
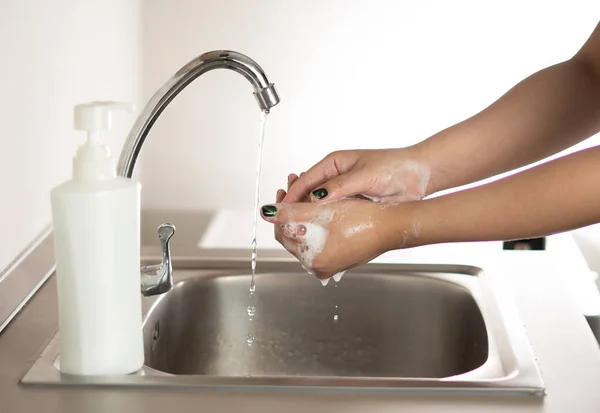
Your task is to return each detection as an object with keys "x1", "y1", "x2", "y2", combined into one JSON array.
[{"x1": 260, "y1": 194, "x2": 414, "y2": 282}]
